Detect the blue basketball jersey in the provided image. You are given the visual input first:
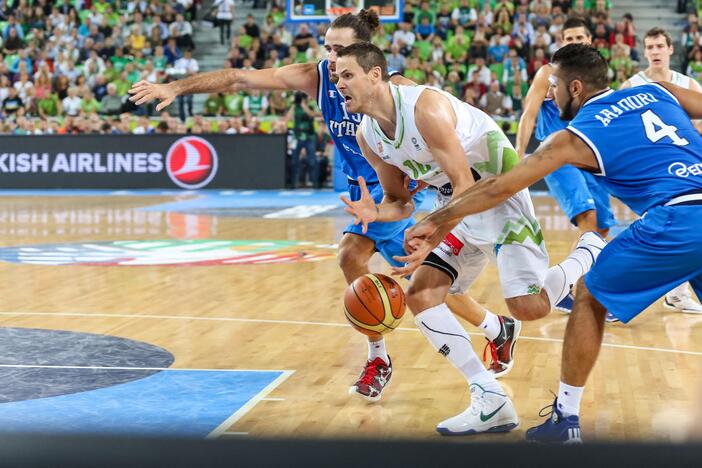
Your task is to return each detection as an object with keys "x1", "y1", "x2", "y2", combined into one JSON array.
[
  {"x1": 567, "y1": 83, "x2": 702, "y2": 215},
  {"x1": 317, "y1": 59, "x2": 378, "y2": 183},
  {"x1": 535, "y1": 99, "x2": 568, "y2": 141}
]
